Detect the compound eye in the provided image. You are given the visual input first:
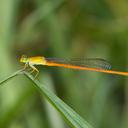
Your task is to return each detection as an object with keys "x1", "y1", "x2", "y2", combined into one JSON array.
[{"x1": 22, "y1": 55, "x2": 27, "y2": 59}]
